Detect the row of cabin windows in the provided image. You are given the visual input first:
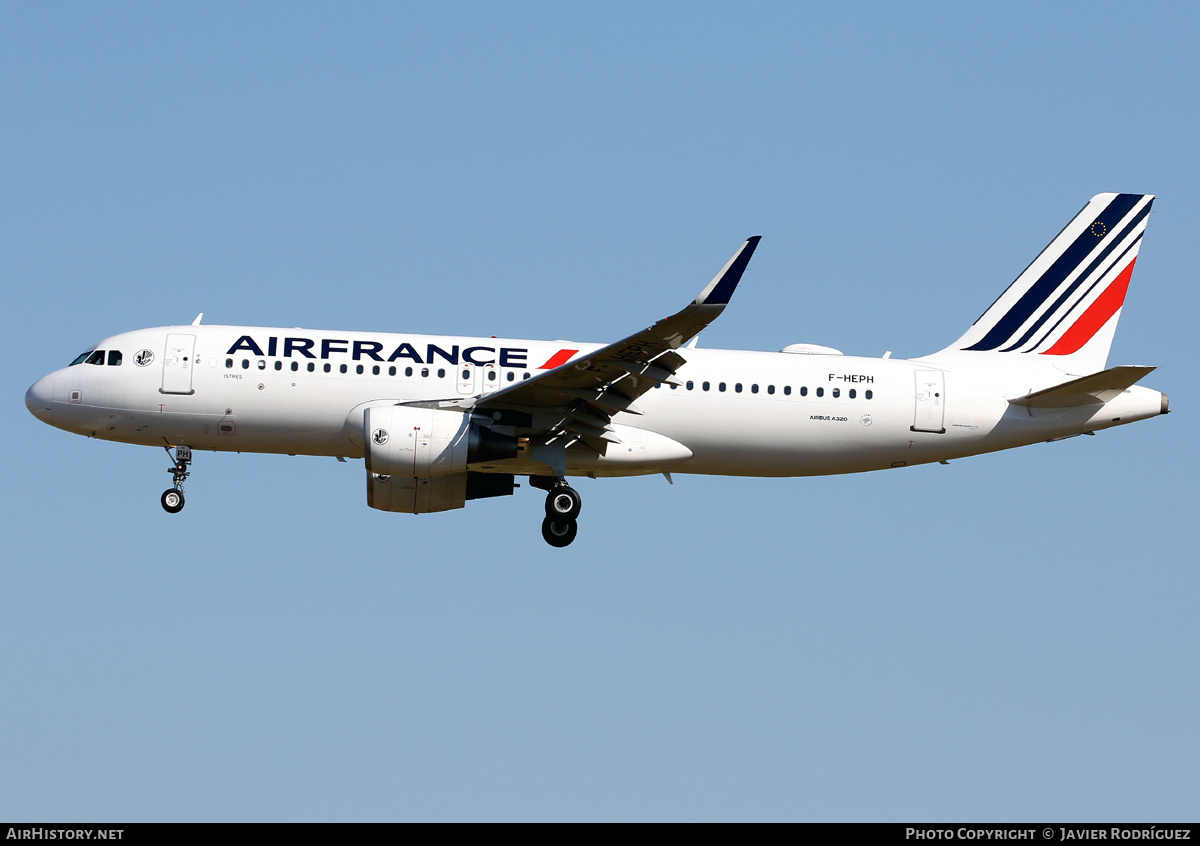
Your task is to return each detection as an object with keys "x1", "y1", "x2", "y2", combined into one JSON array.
[
  {"x1": 656, "y1": 381, "x2": 873, "y2": 400},
  {"x1": 225, "y1": 357, "x2": 869, "y2": 397},
  {"x1": 70, "y1": 350, "x2": 122, "y2": 366},
  {"x1": 226, "y1": 358, "x2": 533, "y2": 381}
]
